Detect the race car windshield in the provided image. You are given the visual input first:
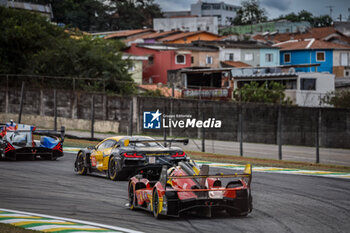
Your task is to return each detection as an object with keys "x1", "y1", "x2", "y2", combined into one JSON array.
[{"x1": 129, "y1": 142, "x2": 163, "y2": 148}]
